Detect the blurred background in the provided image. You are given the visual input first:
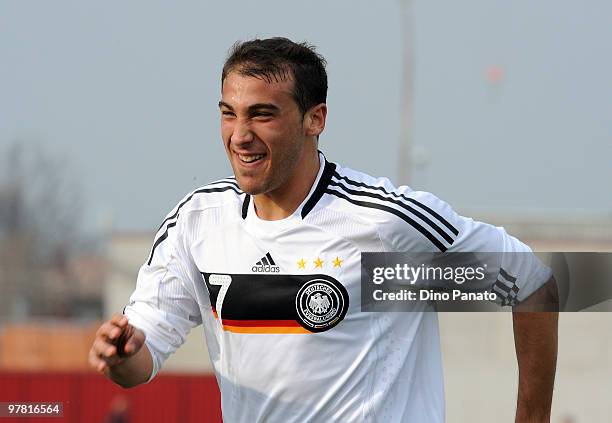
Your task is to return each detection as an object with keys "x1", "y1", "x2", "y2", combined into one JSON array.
[{"x1": 1, "y1": 0, "x2": 611, "y2": 422}]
